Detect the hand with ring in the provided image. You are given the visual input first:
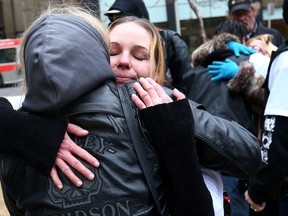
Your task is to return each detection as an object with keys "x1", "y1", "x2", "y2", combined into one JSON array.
[
  {"x1": 131, "y1": 77, "x2": 185, "y2": 109},
  {"x1": 244, "y1": 190, "x2": 266, "y2": 212}
]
